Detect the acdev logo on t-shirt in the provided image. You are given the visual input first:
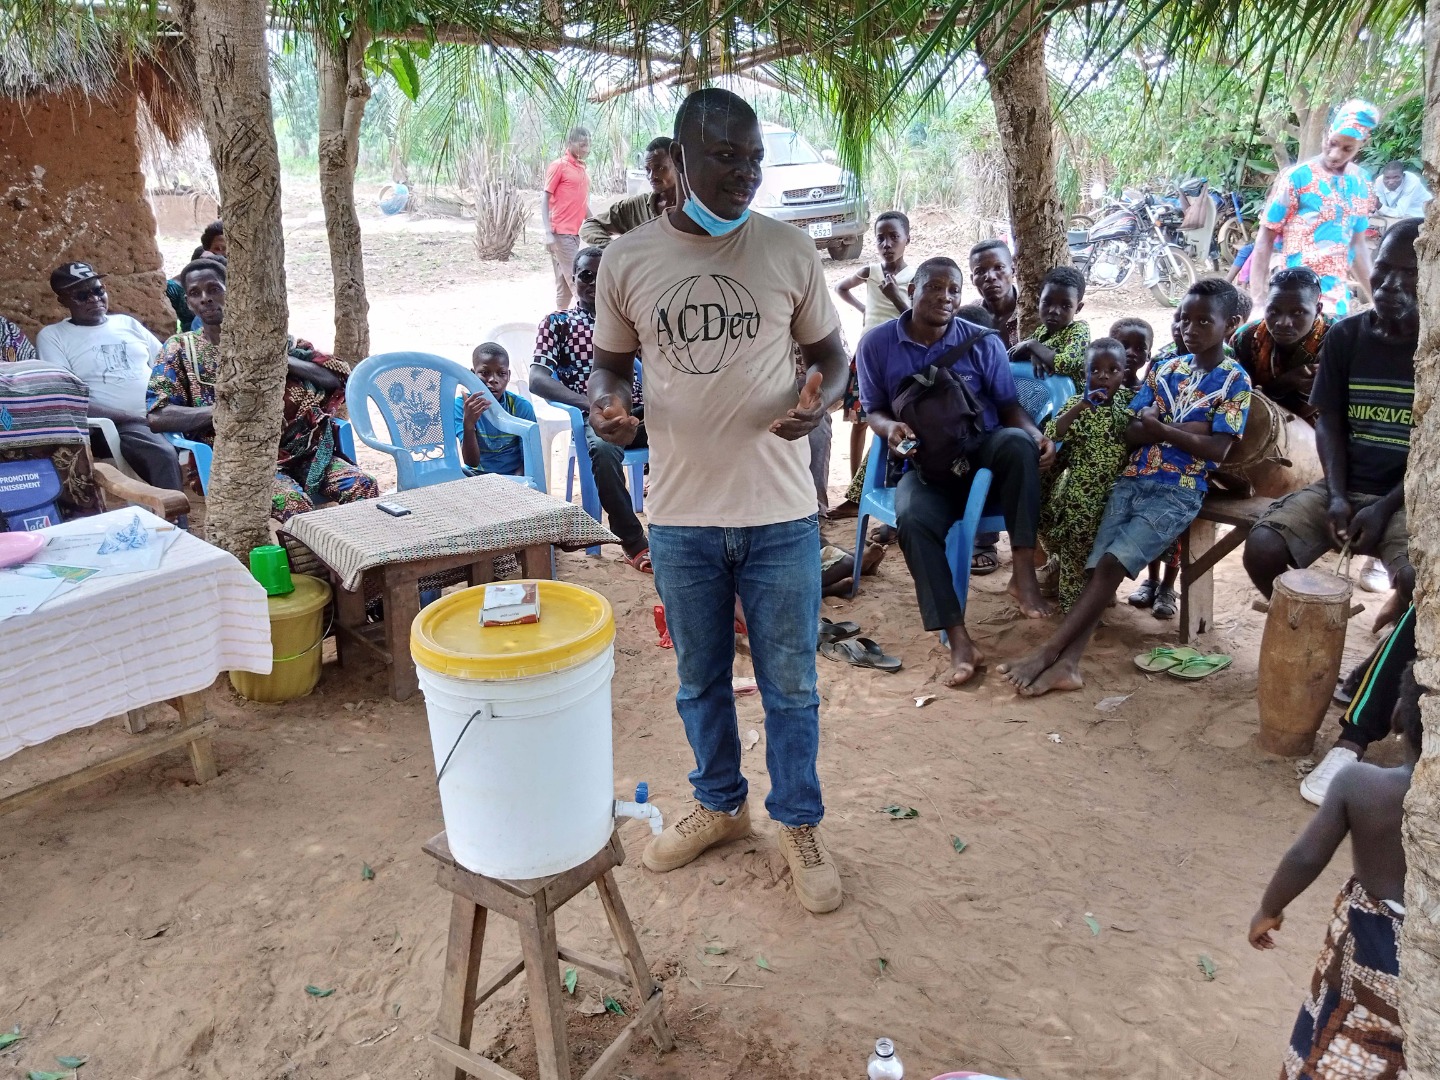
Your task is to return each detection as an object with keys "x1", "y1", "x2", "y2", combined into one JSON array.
[{"x1": 652, "y1": 275, "x2": 760, "y2": 375}]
